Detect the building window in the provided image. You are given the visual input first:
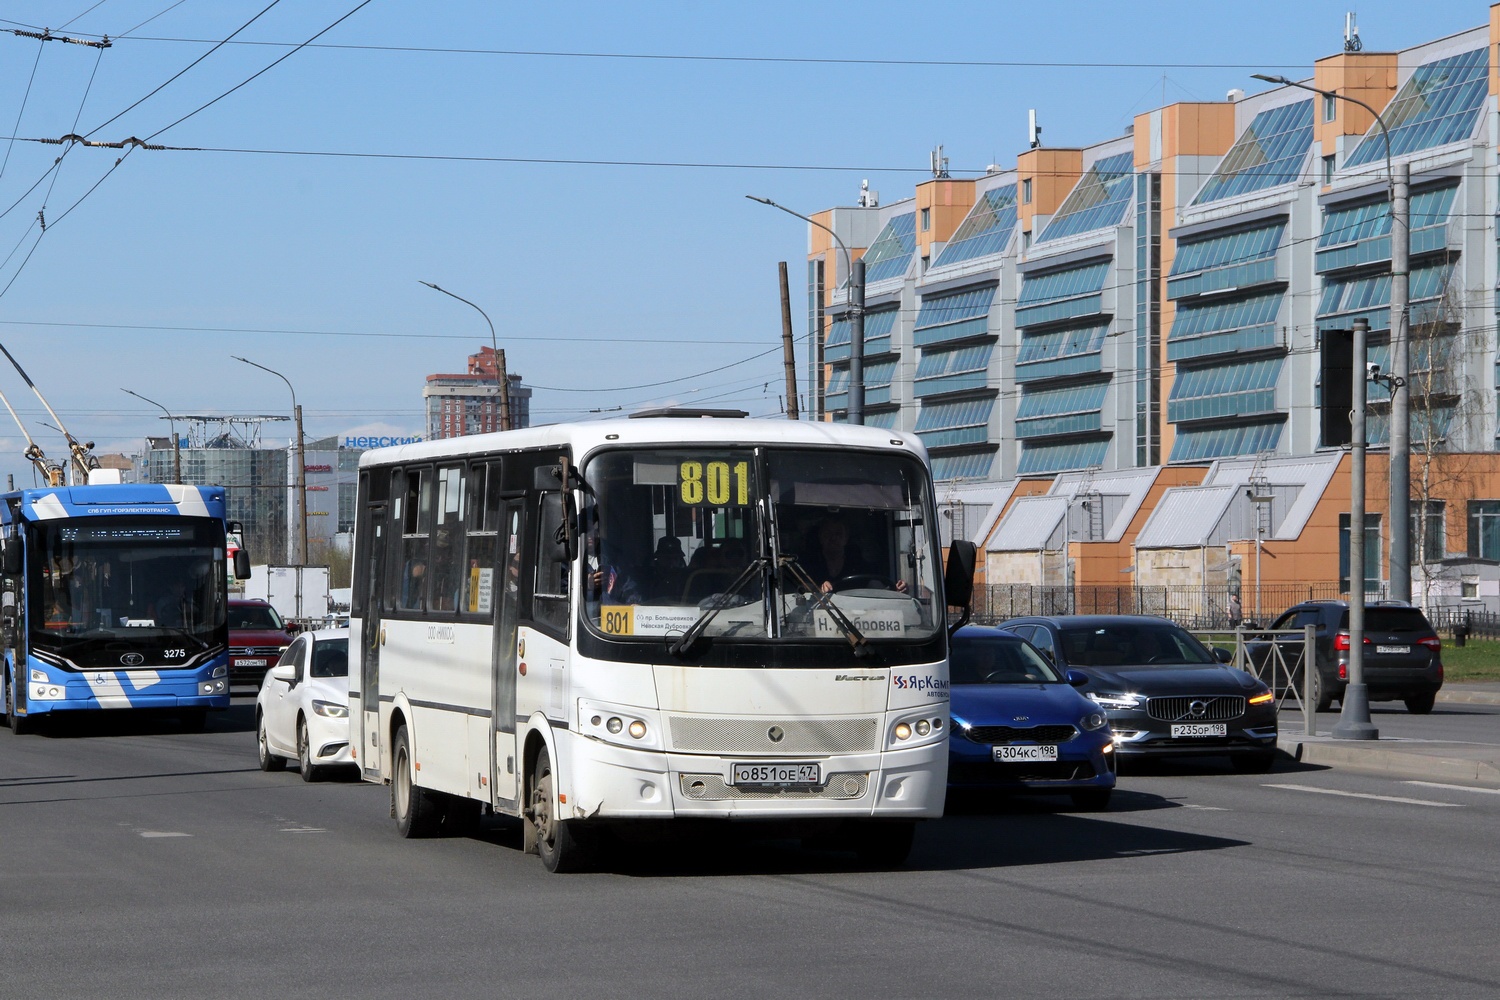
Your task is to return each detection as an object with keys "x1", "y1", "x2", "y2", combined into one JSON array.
[
  {"x1": 1323, "y1": 93, "x2": 1337, "y2": 123},
  {"x1": 1322, "y1": 153, "x2": 1336, "y2": 185},
  {"x1": 920, "y1": 207, "x2": 931, "y2": 231},
  {"x1": 920, "y1": 254, "x2": 930, "y2": 273},
  {"x1": 1021, "y1": 230, "x2": 1032, "y2": 253},
  {"x1": 1022, "y1": 178, "x2": 1033, "y2": 204},
  {"x1": 1468, "y1": 501, "x2": 1500, "y2": 559},
  {"x1": 1412, "y1": 500, "x2": 1445, "y2": 562},
  {"x1": 1339, "y1": 512, "x2": 1381, "y2": 594}
]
